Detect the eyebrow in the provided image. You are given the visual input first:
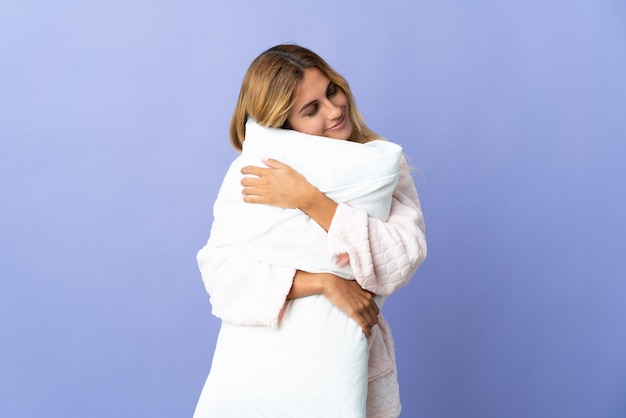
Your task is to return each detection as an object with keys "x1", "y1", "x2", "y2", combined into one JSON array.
[
  {"x1": 298, "y1": 99, "x2": 317, "y2": 115},
  {"x1": 297, "y1": 81, "x2": 334, "y2": 115}
]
